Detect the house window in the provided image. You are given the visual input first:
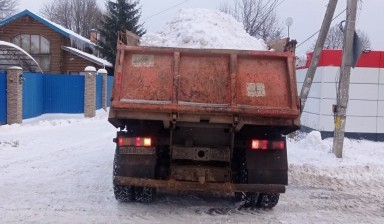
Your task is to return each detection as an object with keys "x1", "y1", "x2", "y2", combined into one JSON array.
[{"x1": 11, "y1": 34, "x2": 51, "y2": 71}]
